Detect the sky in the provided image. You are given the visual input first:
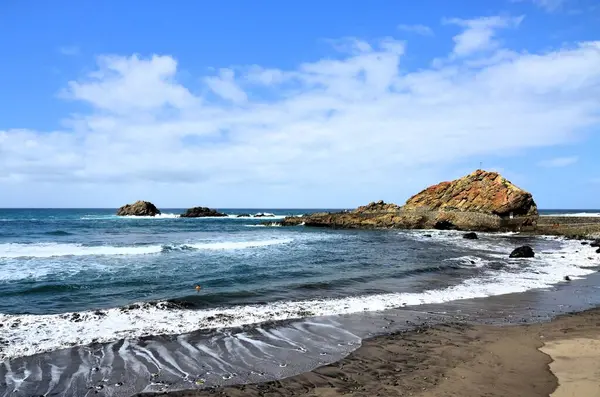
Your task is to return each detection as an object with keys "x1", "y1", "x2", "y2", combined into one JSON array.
[{"x1": 0, "y1": 0, "x2": 599, "y2": 209}]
